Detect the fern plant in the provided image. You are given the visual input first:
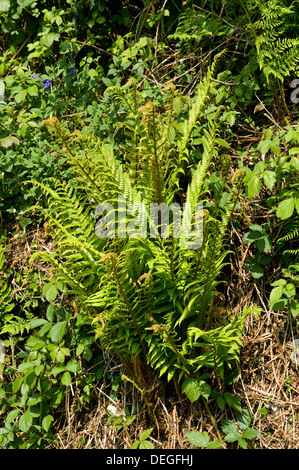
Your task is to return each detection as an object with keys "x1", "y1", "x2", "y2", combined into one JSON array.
[
  {"x1": 246, "y1": 0, "x2": 299, "y2": 83},
  {"x1": 28, "y1": 53, "x2": 254, "y2": 428},
  {"x1": 0, "y1": 243, "x2": 14, "y2": 326}
]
